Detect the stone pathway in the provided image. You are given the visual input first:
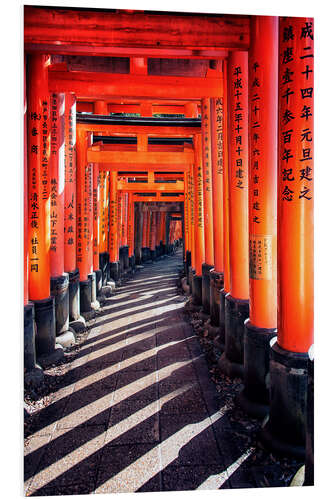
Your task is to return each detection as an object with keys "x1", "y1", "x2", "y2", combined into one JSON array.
[{"x1": 24, "y1": 249, "x2": 296, "y2": 495}]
